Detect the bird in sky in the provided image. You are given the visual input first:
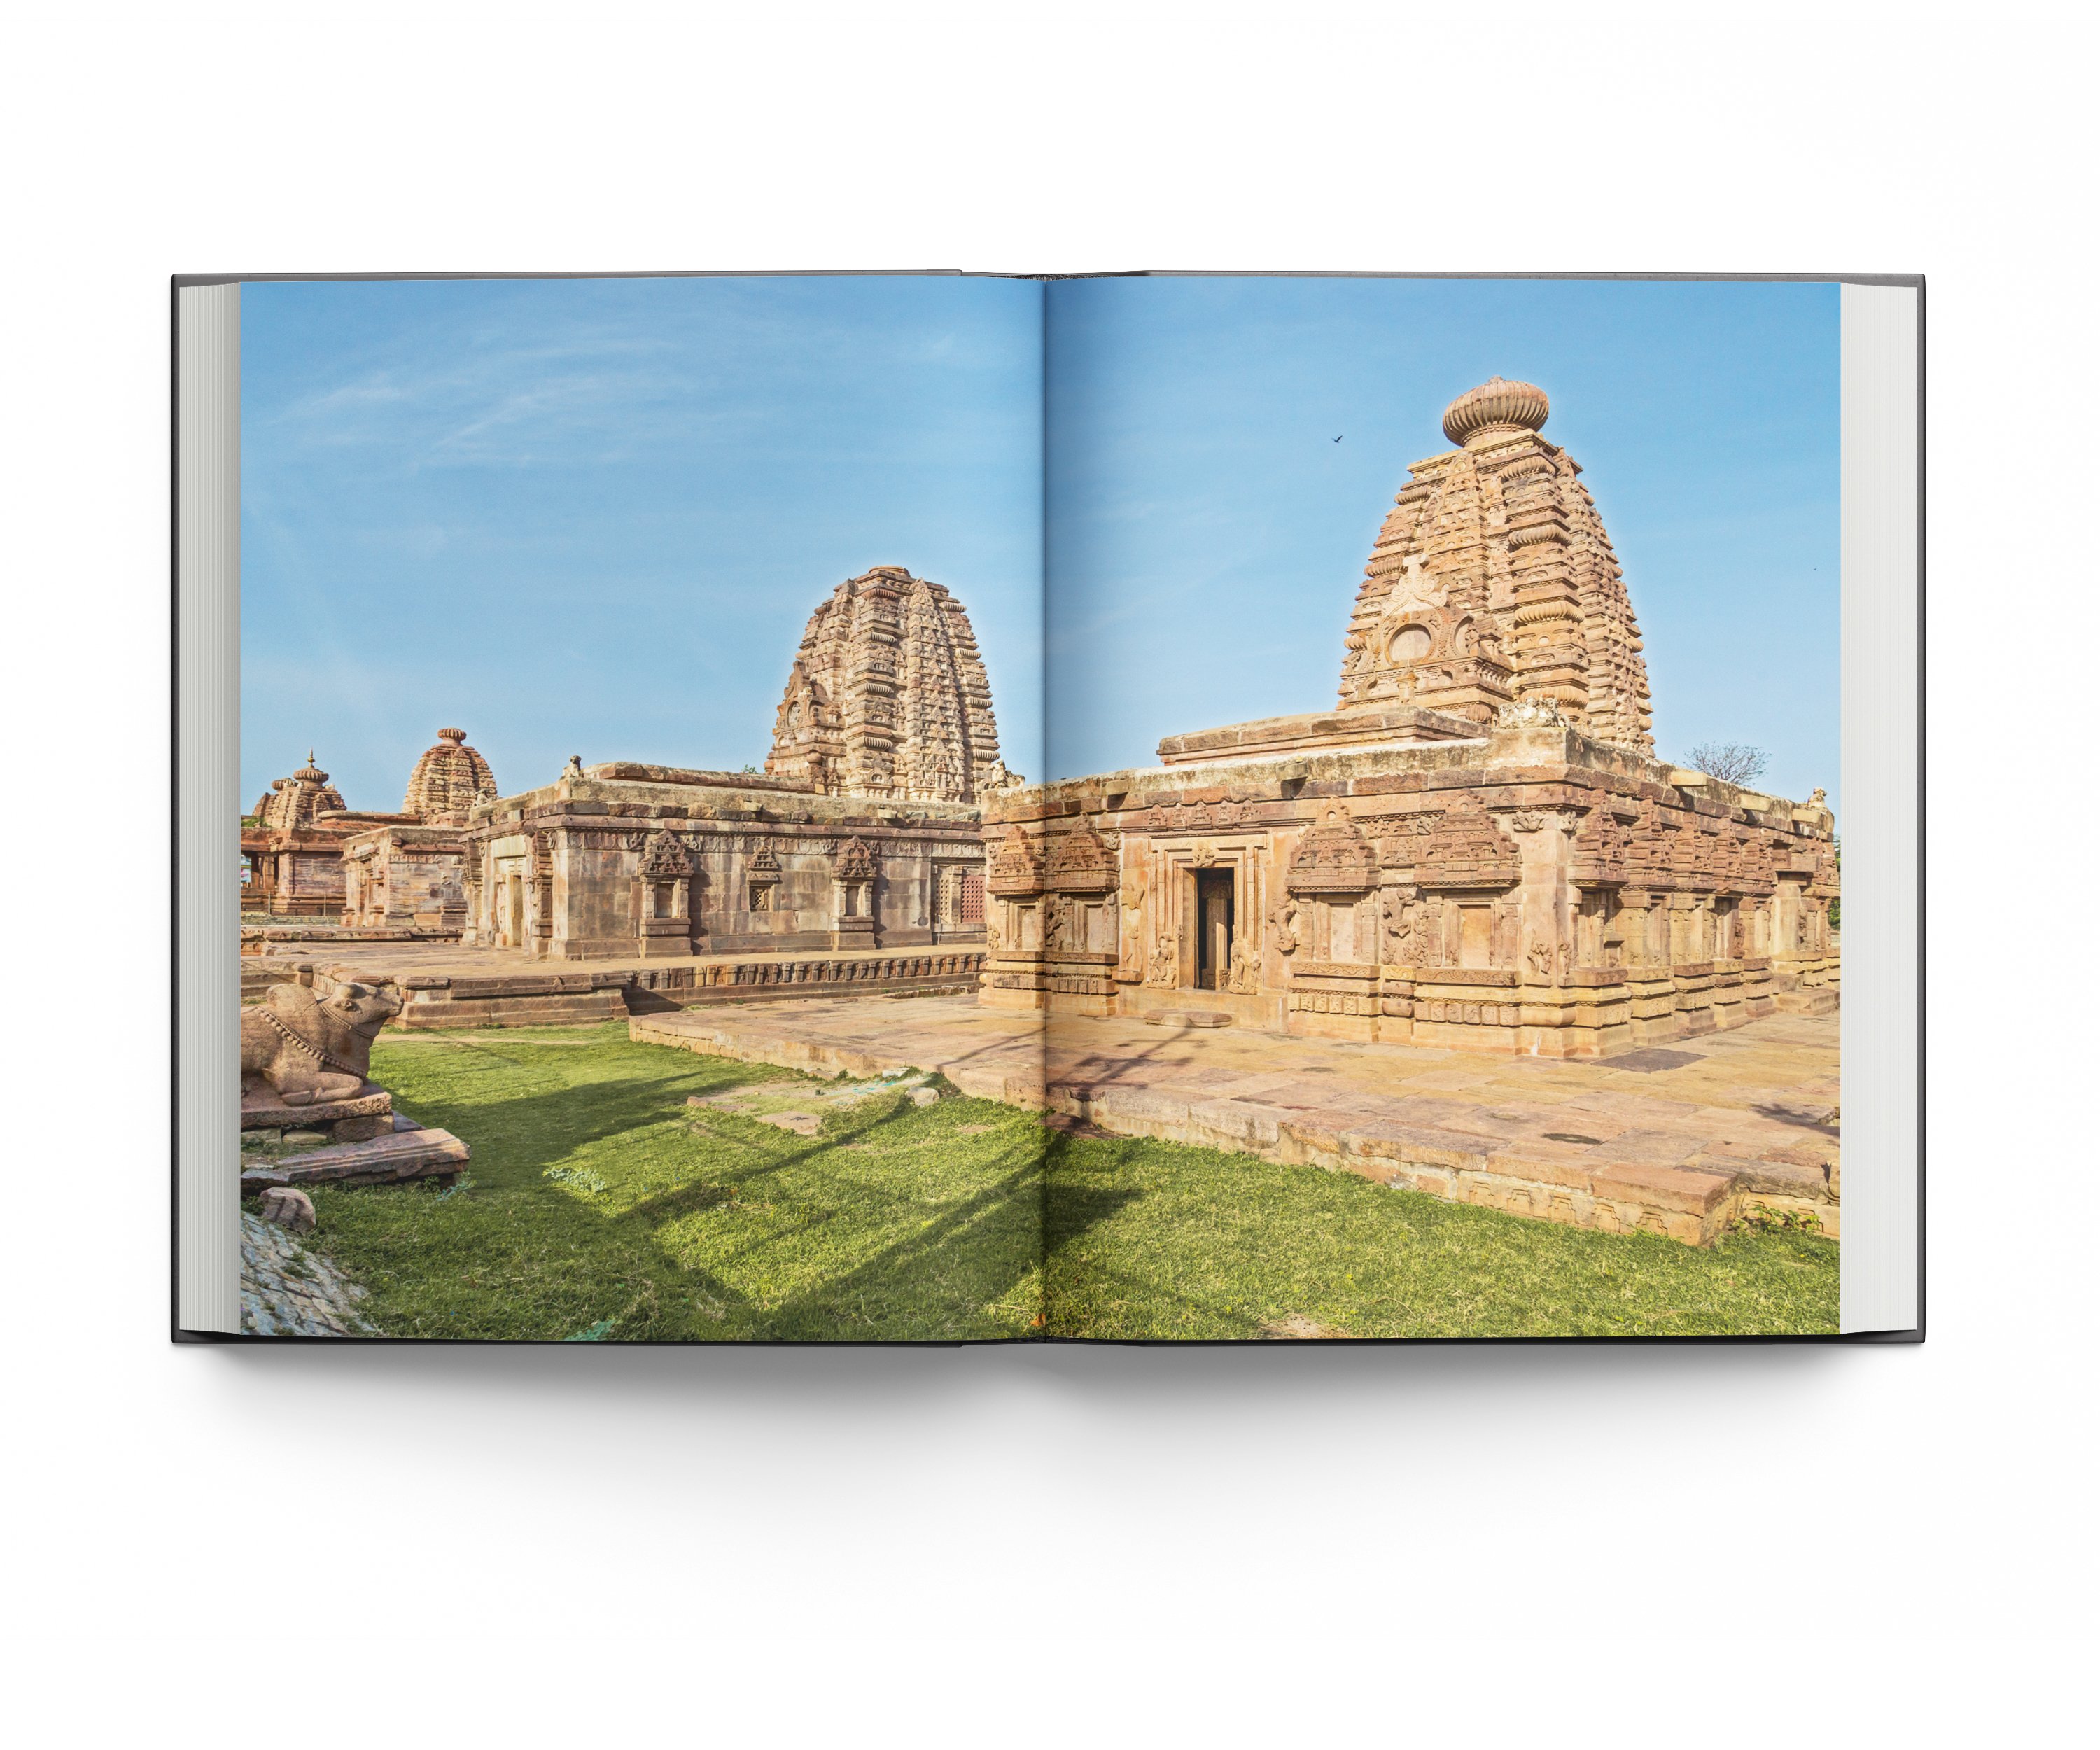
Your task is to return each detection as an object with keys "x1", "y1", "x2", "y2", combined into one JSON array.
[{"x1": 1334, "y1": 435, "x2": 1342, "y2": 443}]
